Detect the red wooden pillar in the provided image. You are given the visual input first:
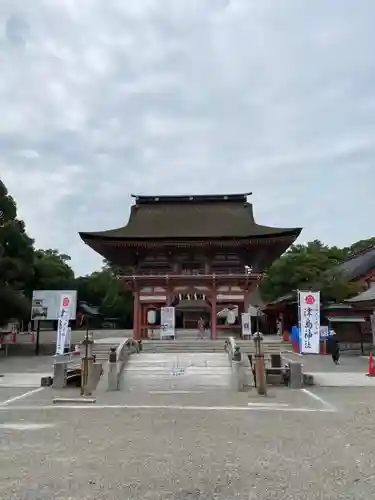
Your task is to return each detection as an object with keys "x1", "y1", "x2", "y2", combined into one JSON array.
[
  {"x1": 140, "y1": 302, "x2": 146, "y2": 339},
  {"x1": 166, "y1": 282, "x2": 172, "y2": 306},
  {"x1": 243, "y1": 288, "x2": 250, "y2": 313},
  {"x1": 145, "y1": 303, "x2": 149, "y2": 338},
  {"x1": 133, "y1": 290, "x2": 140, "y2": 340},
  {"x1": 211, "y1": 286, "x2": 217, "y2": 340}
]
